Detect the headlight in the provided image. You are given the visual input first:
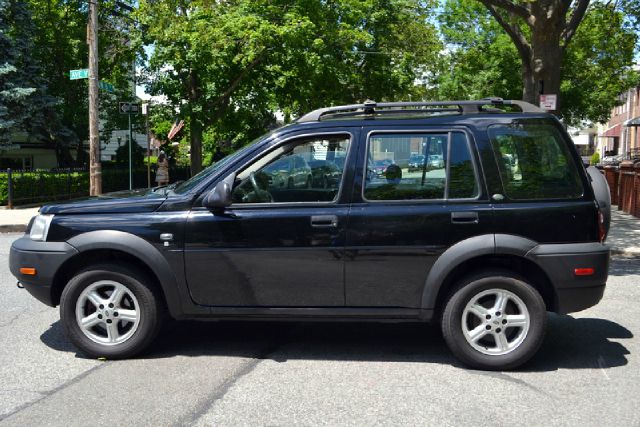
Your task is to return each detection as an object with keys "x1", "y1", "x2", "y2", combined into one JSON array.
[{"x1": 29, "y1": 215, "x2": 54, "y2": 241}]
